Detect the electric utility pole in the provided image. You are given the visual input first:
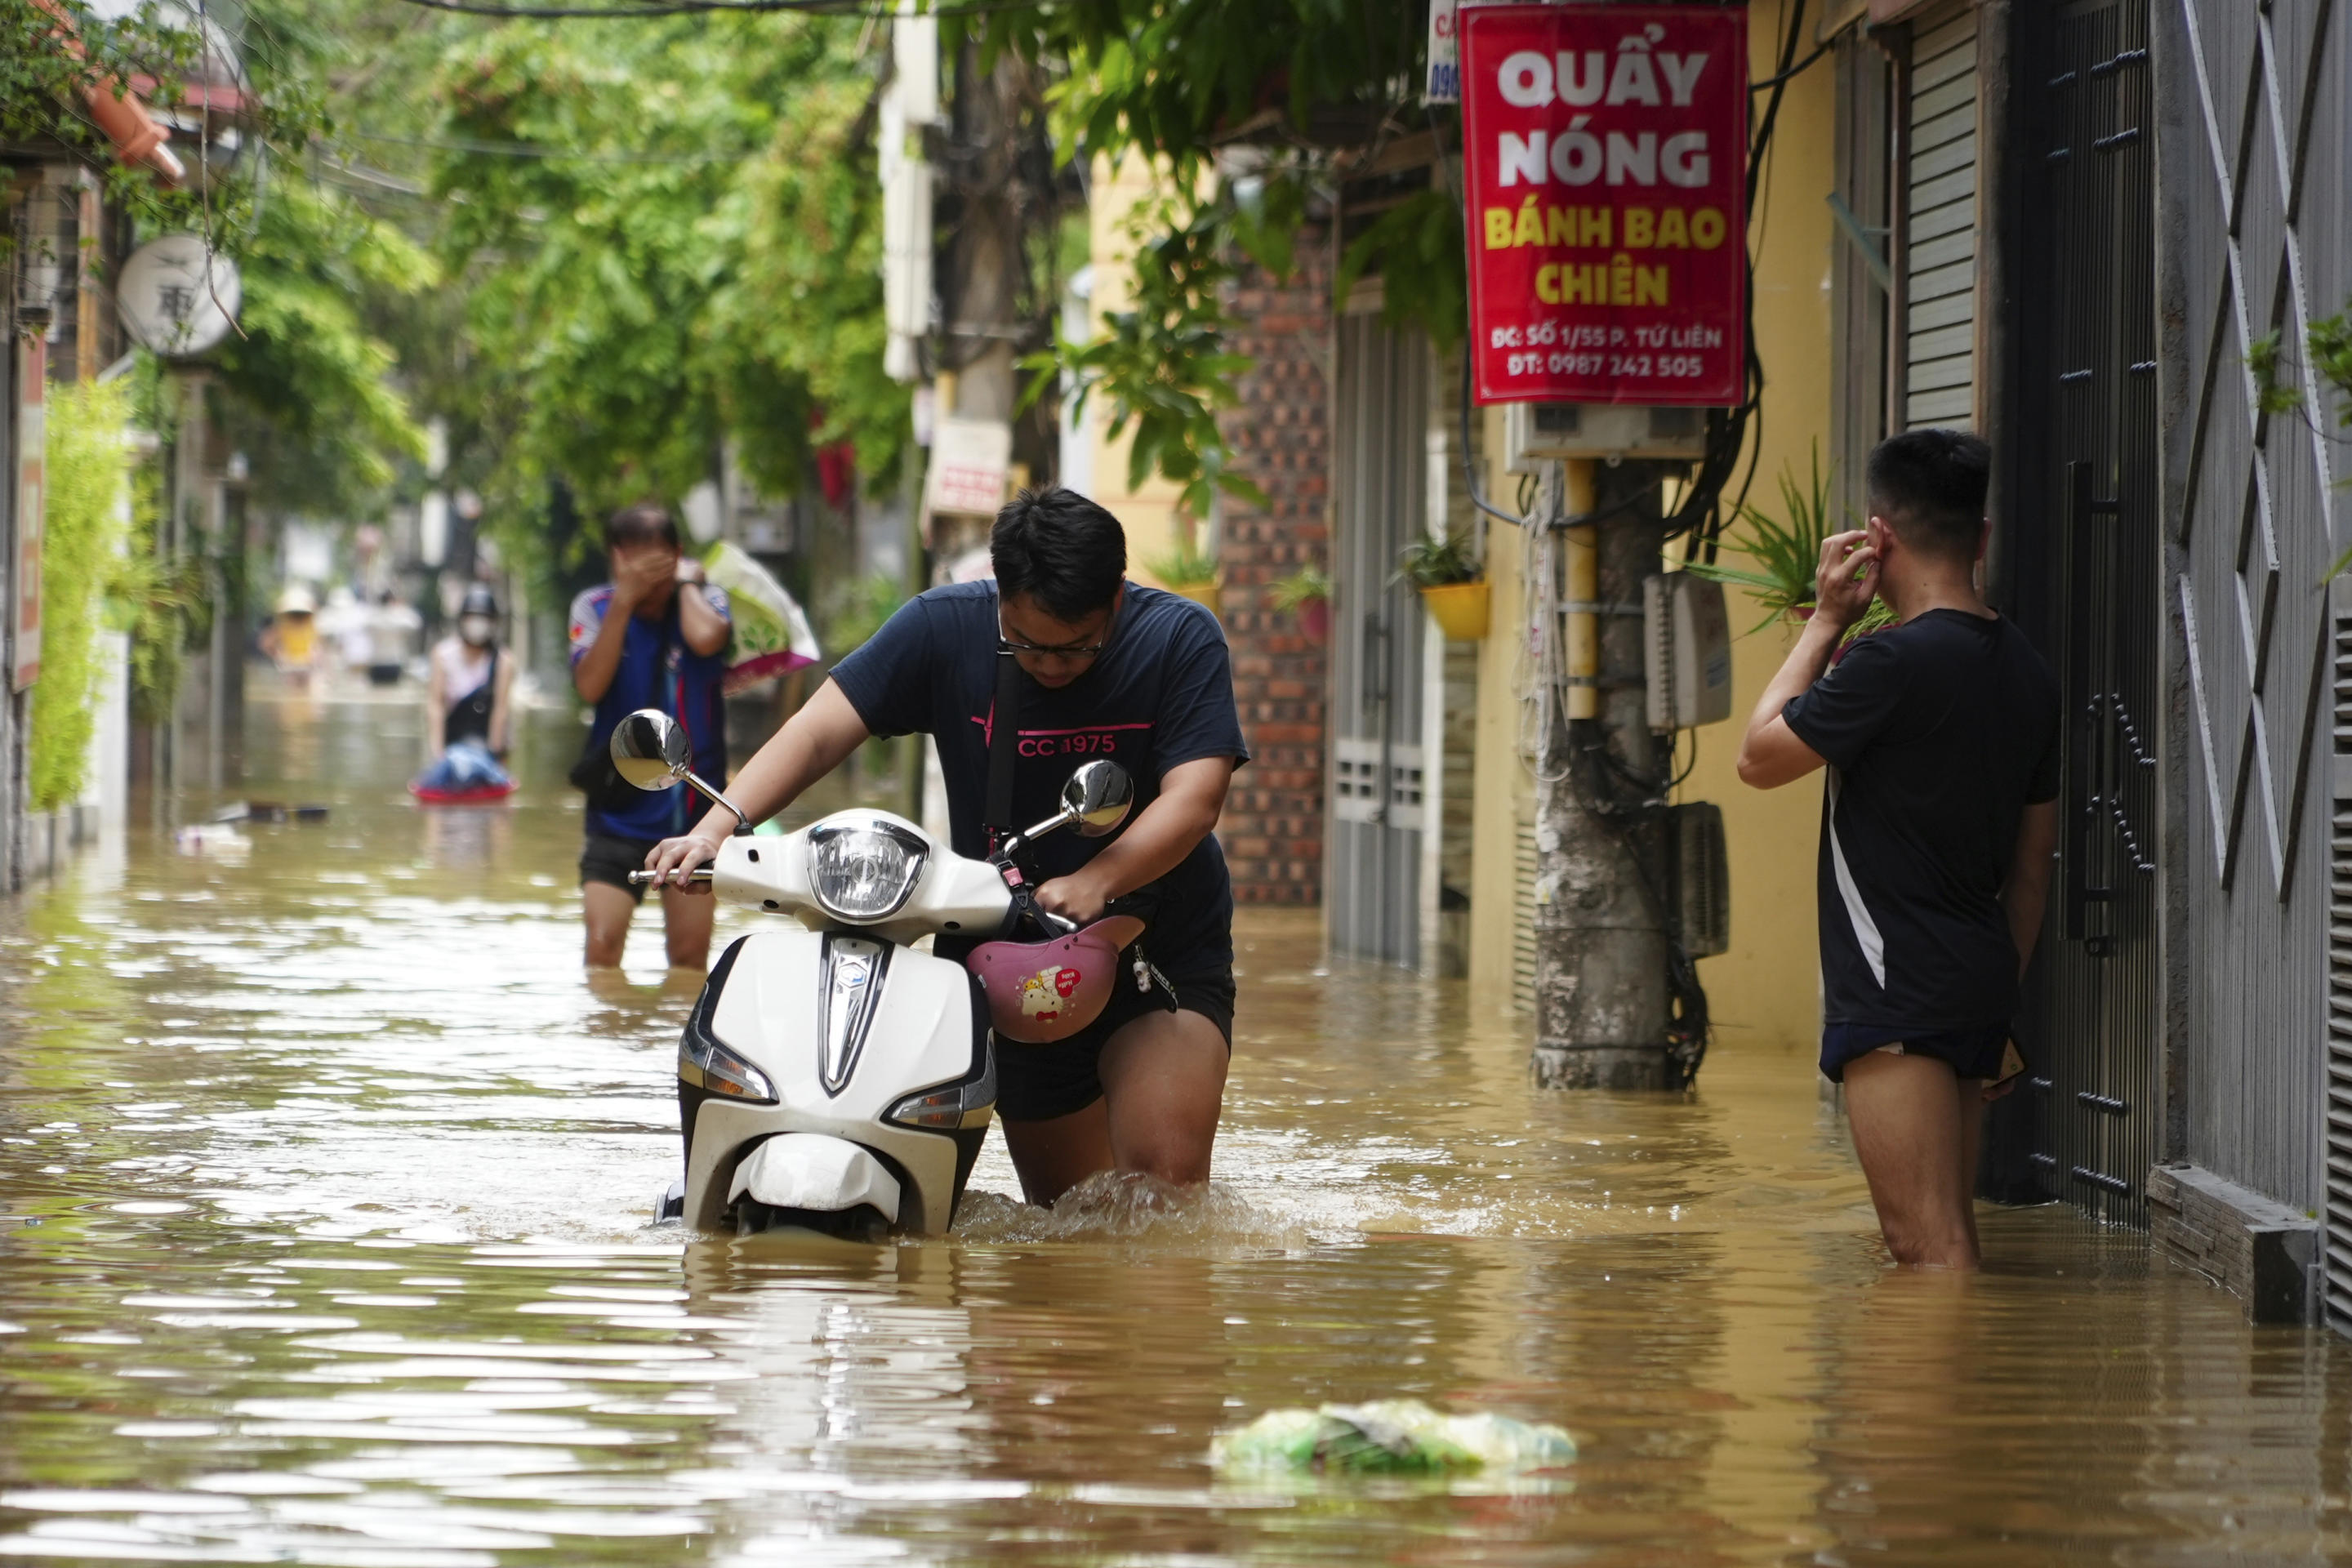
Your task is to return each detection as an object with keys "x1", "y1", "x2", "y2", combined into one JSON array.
[{"x1": 1530, "y1": 459, "x2": 1674, "y2": 1090}]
